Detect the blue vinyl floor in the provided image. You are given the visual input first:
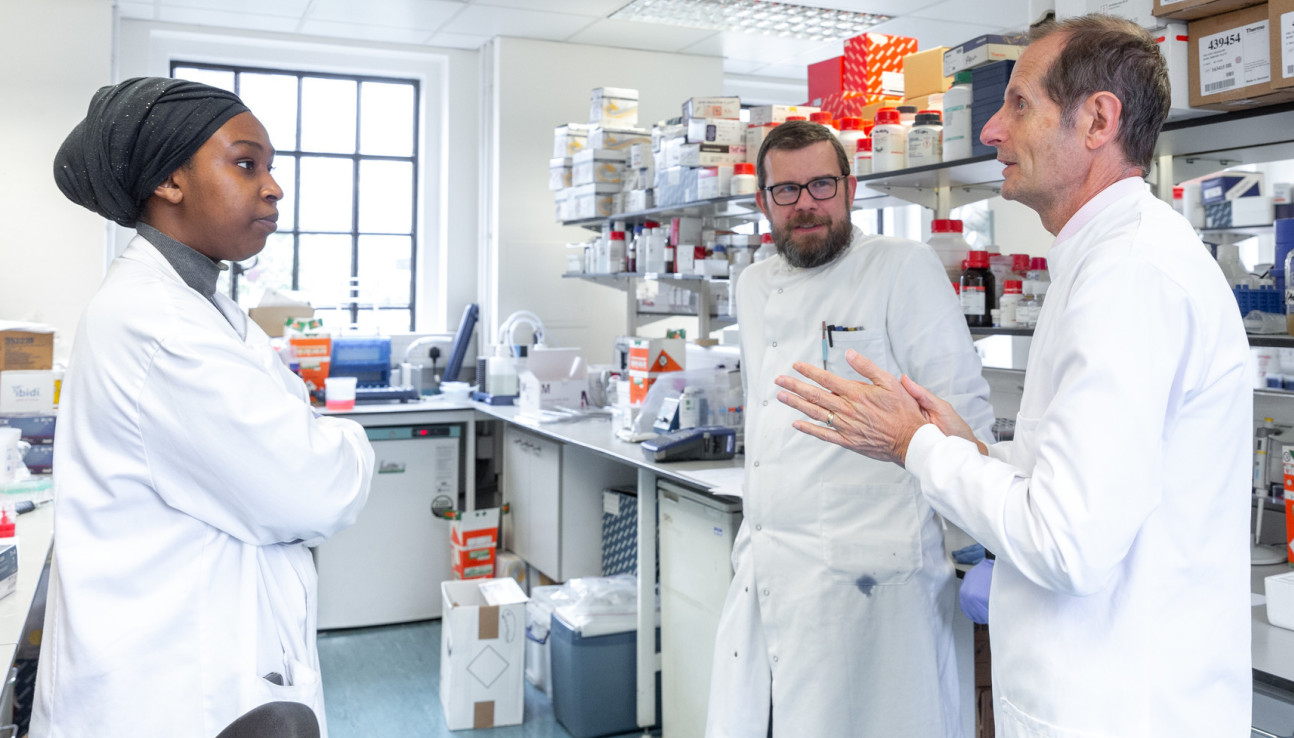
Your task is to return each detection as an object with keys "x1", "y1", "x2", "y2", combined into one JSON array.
[{"x1": 317, "y1": 619, "x2": 648, "y2": 738}]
